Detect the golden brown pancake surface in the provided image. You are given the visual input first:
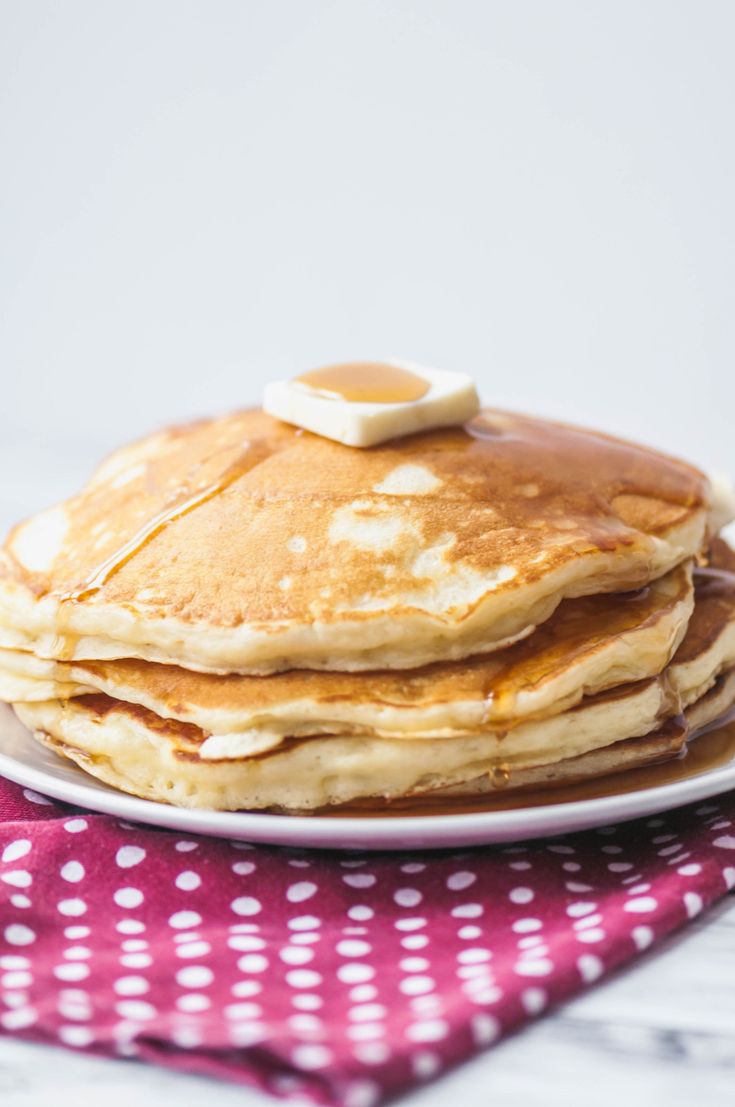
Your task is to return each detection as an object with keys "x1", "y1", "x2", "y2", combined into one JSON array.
[{"x1": 0, "y1": 408, "x2": 711, "y2": 673}]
